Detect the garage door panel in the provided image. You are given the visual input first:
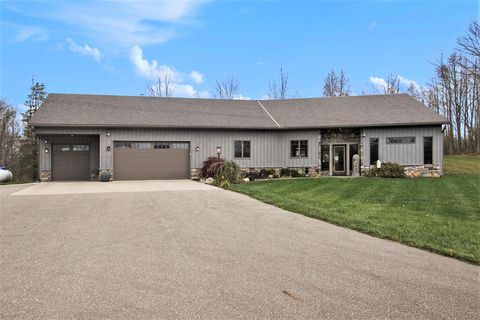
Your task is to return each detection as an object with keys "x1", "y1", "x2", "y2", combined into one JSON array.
[
  {"x1": 52, "y1": 145, "x2": 90, "y2": 181},
  {"x1": 114, "y1": 142, "x2": 190, "y2": 180}
]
